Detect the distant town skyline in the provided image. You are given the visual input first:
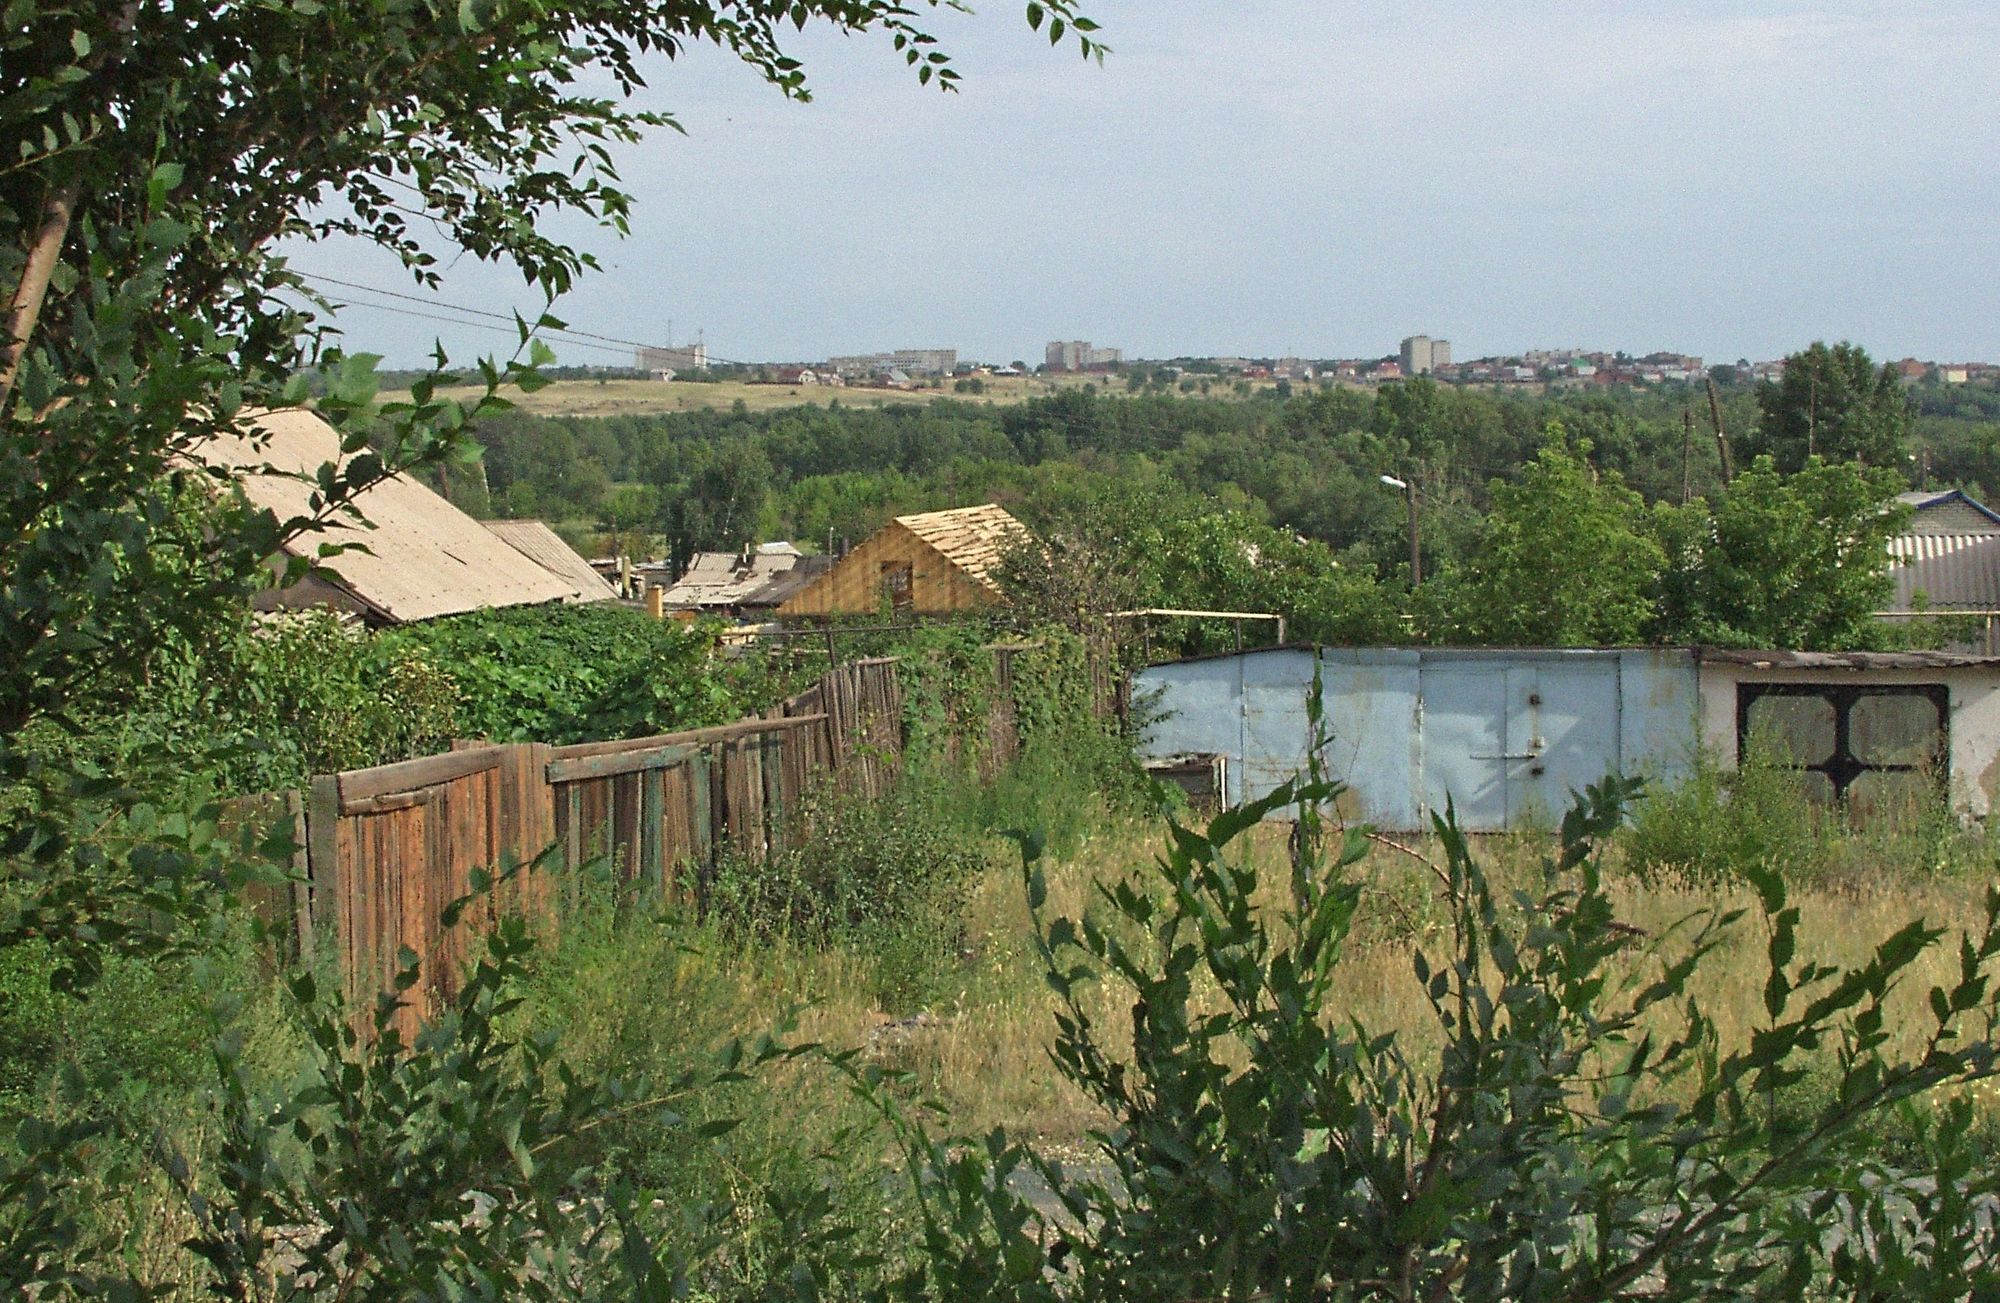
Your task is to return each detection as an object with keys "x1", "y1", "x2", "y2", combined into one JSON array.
[{"x1": 292, "y1": 0, "x2": 2000, "y2": 370}]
